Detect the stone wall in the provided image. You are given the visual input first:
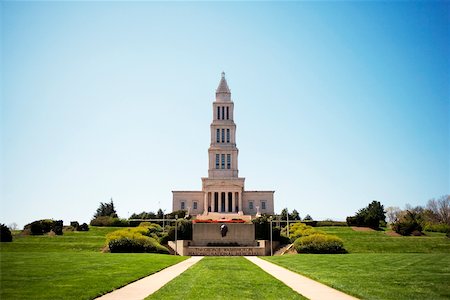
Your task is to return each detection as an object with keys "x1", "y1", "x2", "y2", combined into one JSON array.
[{"x1": 192, "y1": 223, "x2": 256, "y2": 246}]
